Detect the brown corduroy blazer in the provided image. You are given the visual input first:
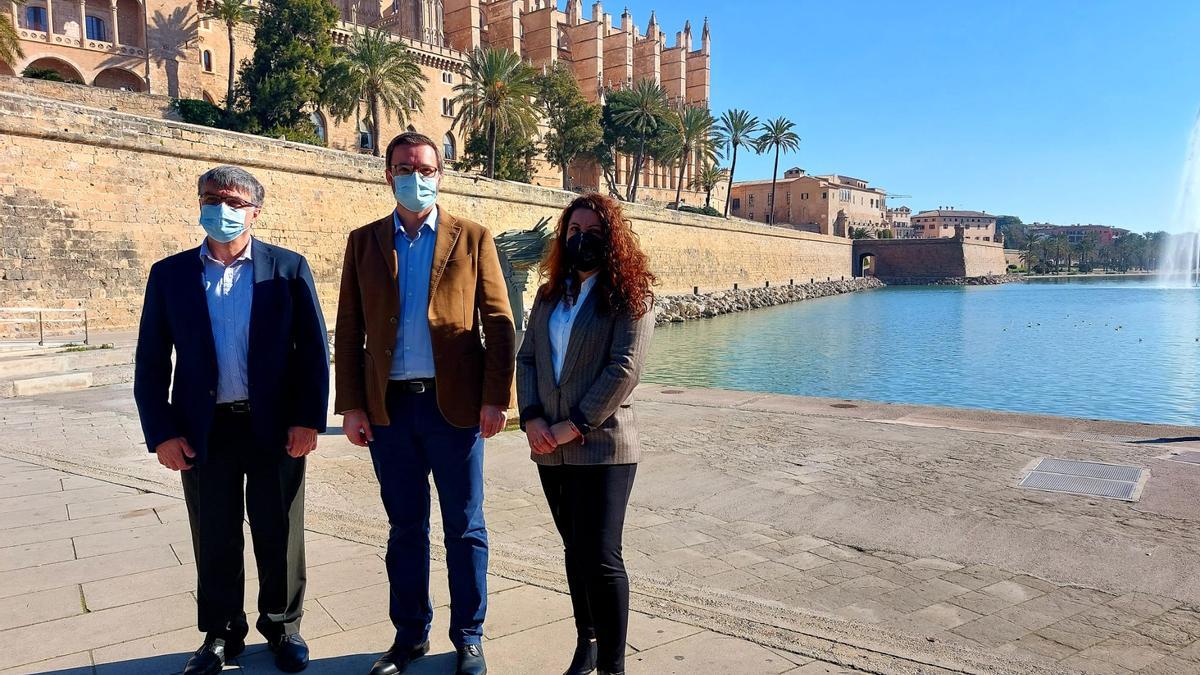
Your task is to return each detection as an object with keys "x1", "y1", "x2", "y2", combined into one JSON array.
[{"x1": 334, "y1": 209, "x2": 516, "y2": 428}]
